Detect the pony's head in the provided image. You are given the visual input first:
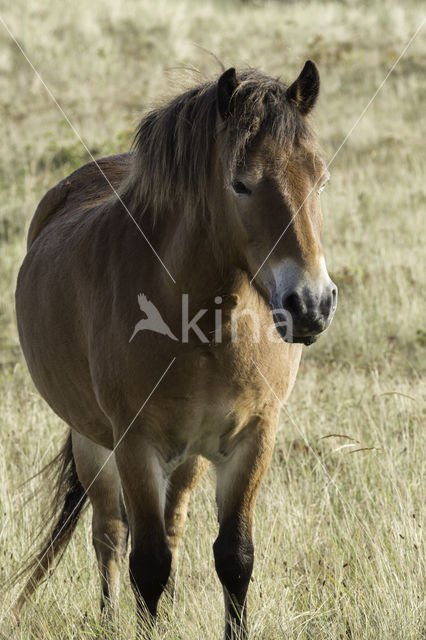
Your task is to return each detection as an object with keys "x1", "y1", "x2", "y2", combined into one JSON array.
[
  {"x1": 127, "y1": 63, "x2": 337, "y2": 343},
  {"x1": 215, "y1": 62, "x2": 337, "y2": 344}
]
